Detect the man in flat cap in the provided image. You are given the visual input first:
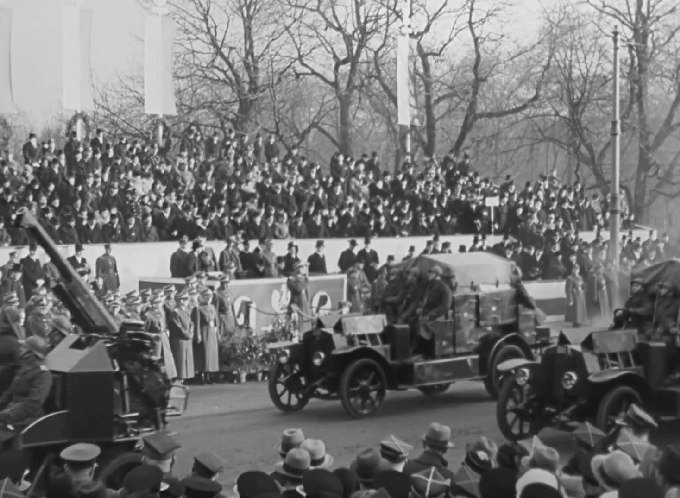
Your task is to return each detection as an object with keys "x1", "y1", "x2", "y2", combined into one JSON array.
[
  {"x1": 181, "y1": 476, "x2": 222, "y2": 498},
  {"x1": 0, "y1": 336, "x2": 51, "y2": 431},
  {"x1": 189, "y1": 451, "x2": 224, "y2": 483},
  {"x1": 141, "y1": 431, "x2": 182, "y2": 498},
  {"x1": 121, "y1": 463, "x2": 164, "y2": 497},
  {"x1": 379, "y1": 435, "x2": 413, "y2": 472}
]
